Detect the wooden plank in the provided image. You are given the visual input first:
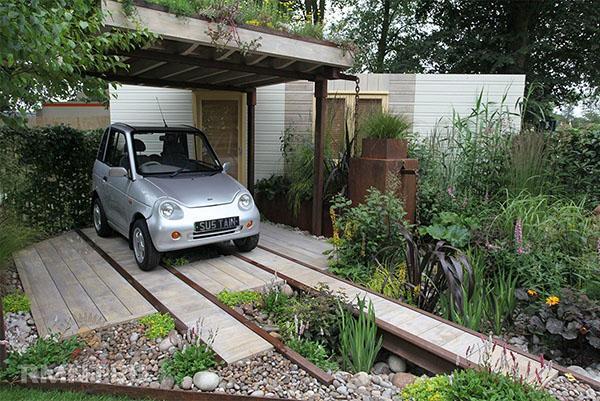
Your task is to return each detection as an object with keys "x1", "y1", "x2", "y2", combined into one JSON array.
[
  {"x1": 220, "y1": 256, "x2": 281, "y2": 285},
  {"x1": 261, "y1": 224, "x2": 331, "y2": 254},
  {"x1": 49, "y1": 235, "x2": 132, "y2": 323},
  {"x1": 14, "y1": 248, "x2": 78, "y2": 336},
  {"x1": 34, "y1": 240, "x2": 106, "y2": 328},
  {"x1": 68, "y1": 232, "x2": 154, "y2": 316},
  {"x1": 206, "y1": 258, "x2": 266, "y2": 290}
]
